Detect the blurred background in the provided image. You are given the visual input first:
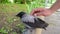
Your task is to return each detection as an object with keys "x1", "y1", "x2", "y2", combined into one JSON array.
[{"x1": 0, "y1": 0, "x2": 56, "y2": 34}]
